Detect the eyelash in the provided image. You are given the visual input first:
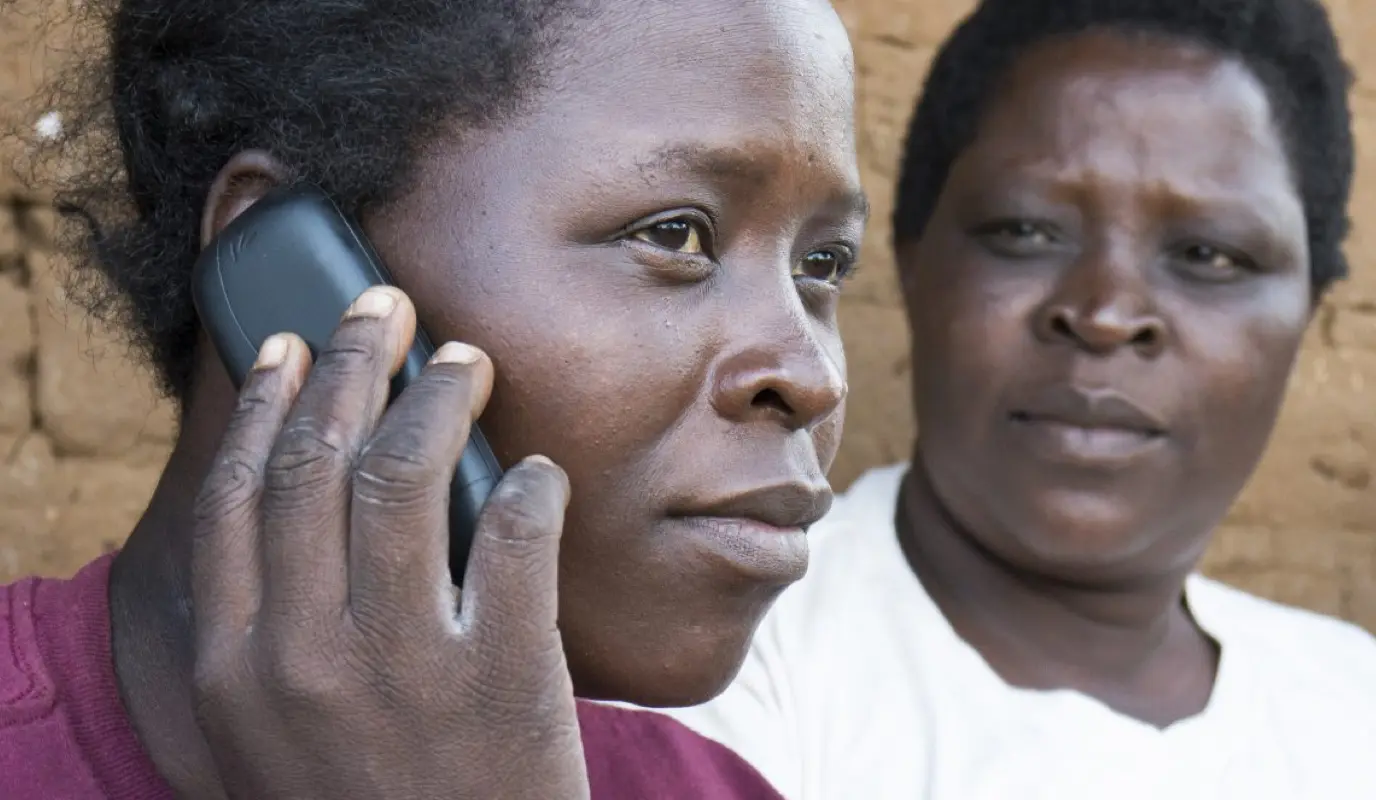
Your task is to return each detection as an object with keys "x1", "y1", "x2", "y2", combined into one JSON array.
[{"x1": 621, "y1": 212, "x2": 859, "y2": 285}]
